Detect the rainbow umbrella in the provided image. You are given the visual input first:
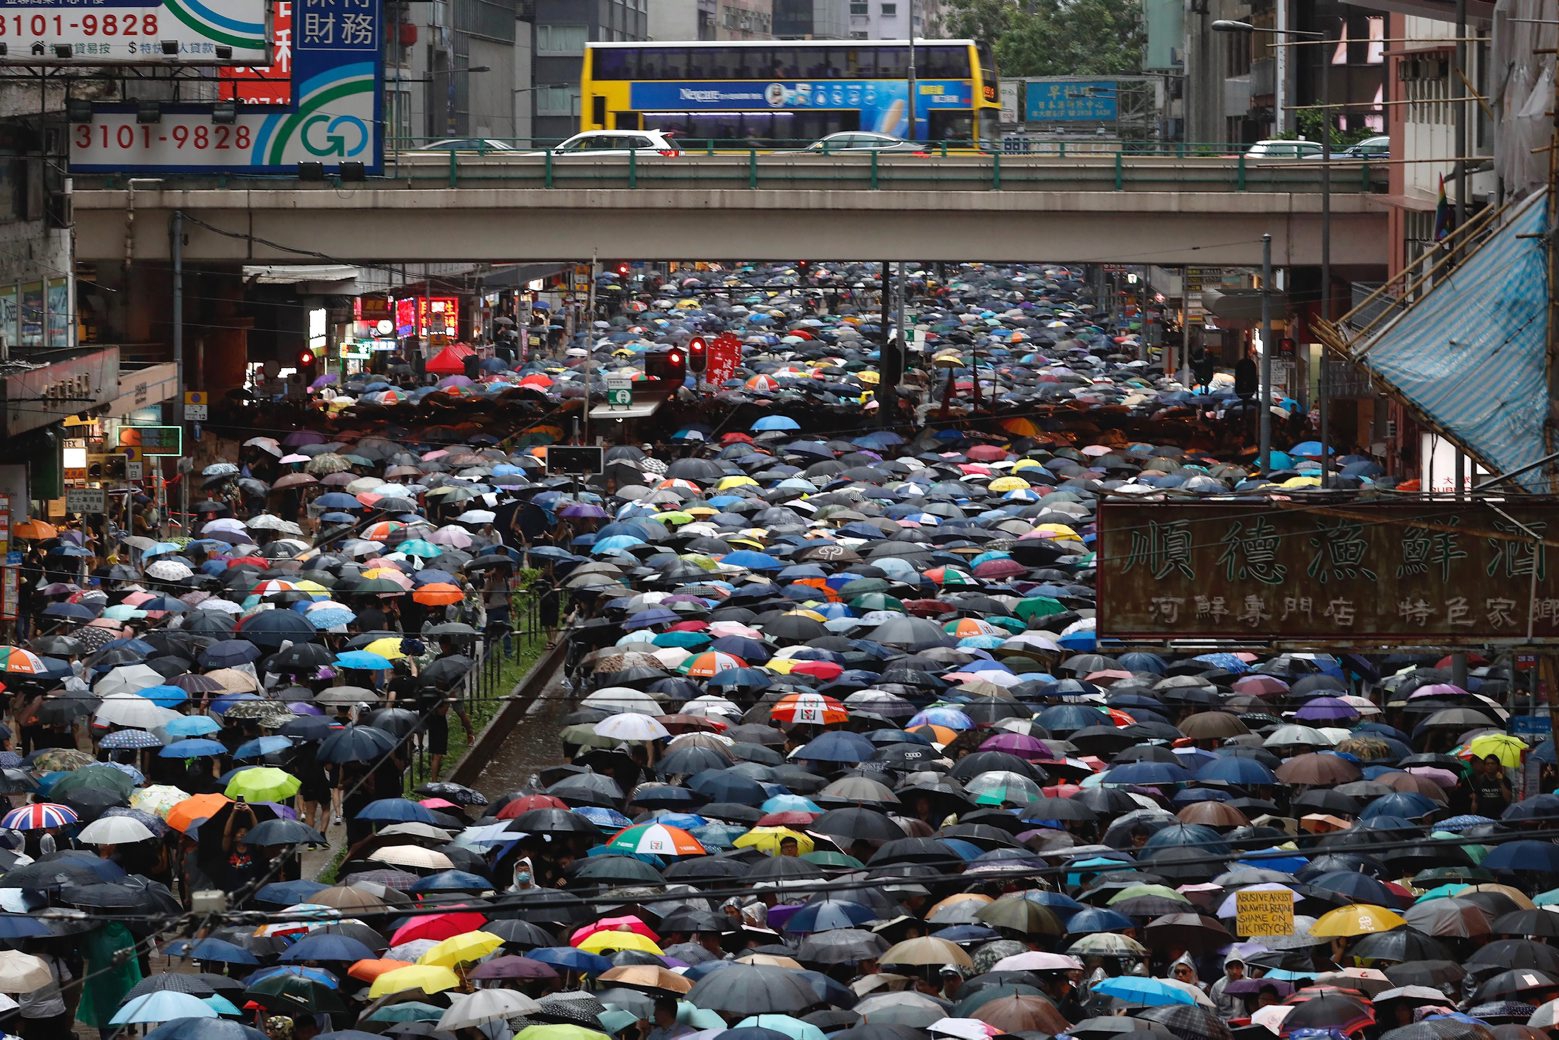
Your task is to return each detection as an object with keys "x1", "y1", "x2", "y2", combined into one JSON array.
[{"x1": 604, "y1": 823, "x2": 706, "y2": 858}]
